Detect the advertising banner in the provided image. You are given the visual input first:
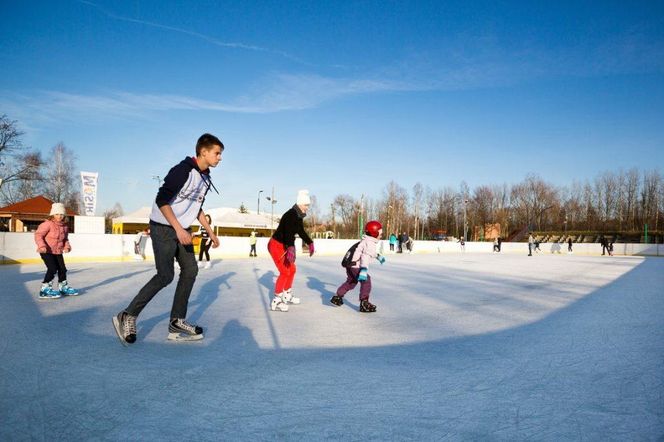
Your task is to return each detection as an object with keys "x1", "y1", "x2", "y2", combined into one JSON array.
[{"x1": 80, "y1": 171, "x2": 99, "y2": 216}]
